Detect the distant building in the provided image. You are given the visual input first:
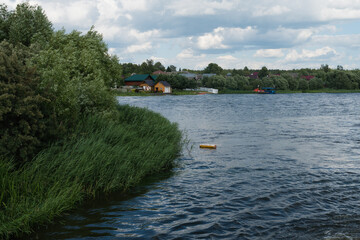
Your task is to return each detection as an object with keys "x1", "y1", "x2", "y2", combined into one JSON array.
[
  {"x1": 124, "y1": 74, "x2": 158, "y2": 86},
  {"x1": 152, "y1": 70, "x2": 167, "y2": 75},
  {"x1": 140, "y1": 80, "x2": 155, "y2": 92},
  {"x1": 248, "y1": 72, "x2": 259, "y2": 79},
  {"x1": 301, "y1": 75, "x2": 315, "y2": 81},
  {"x1": 179, "y1": 72, "x2": 197, "y2": 79},
  {"x1": 155, "y1": 81, "x2": 172, "y2": 93},
  {"x1": 202, "y1": 73, "x2": 217, "y2": 79}
]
